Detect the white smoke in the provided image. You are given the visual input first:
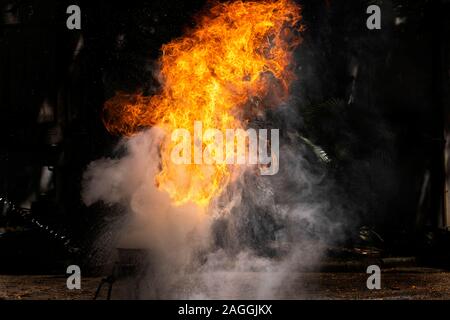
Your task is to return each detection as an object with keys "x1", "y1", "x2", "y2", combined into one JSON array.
[{"x1": 82, "y1": 110, "x2": 343, "y2": 298}]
